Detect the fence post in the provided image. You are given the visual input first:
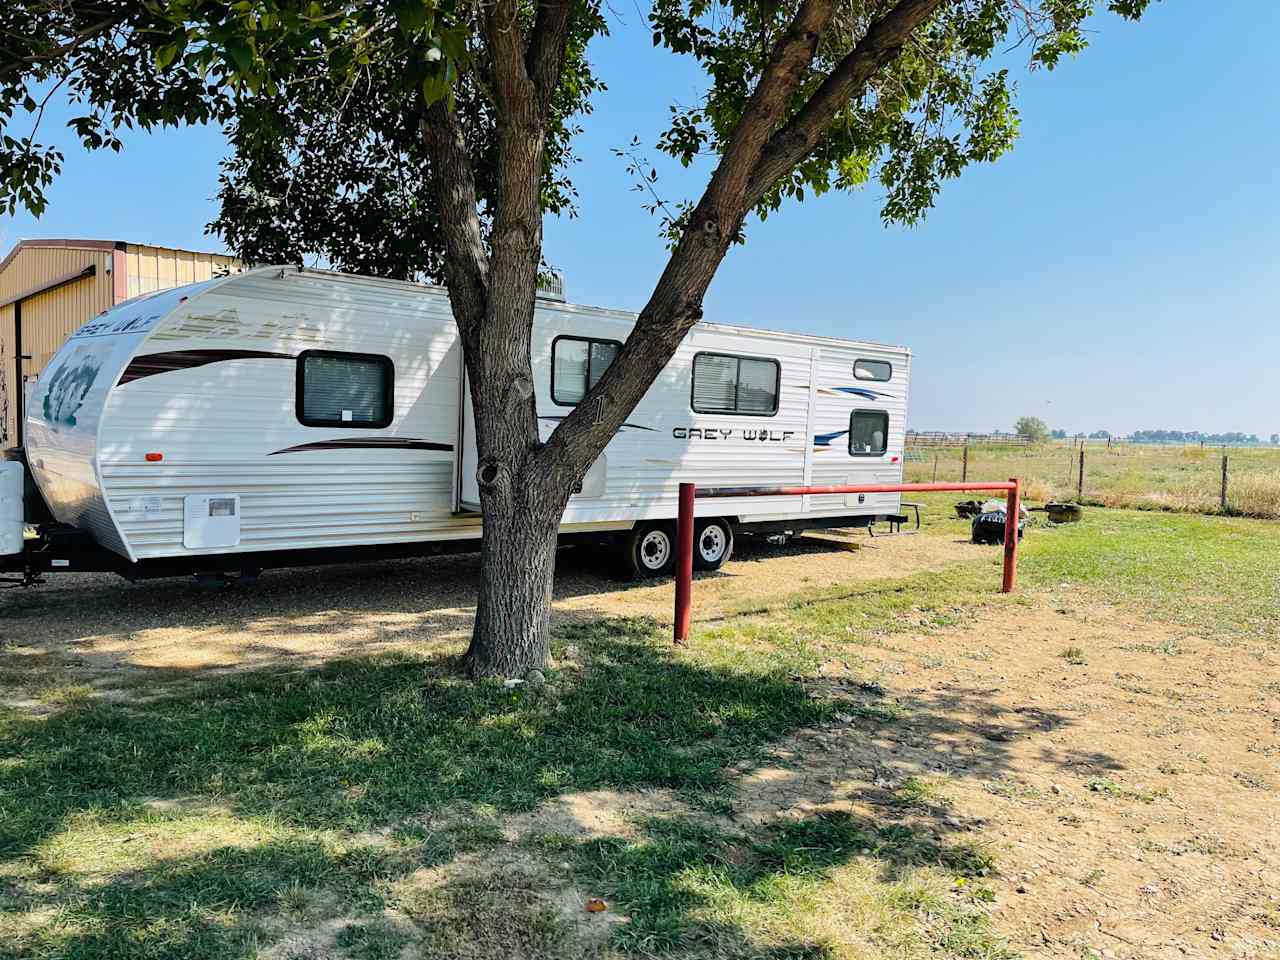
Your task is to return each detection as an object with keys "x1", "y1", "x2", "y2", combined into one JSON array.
[
  {"x1": 1078, "y1": 446, "x2": 1085, "y2": 500},
  {"x1": 674, "y1": 482, "x2": 695, "y2": 645},
  {"x1": 932, "y1": 454, "x2": 938, "y2": 482},
  {"x1": 1220, "y1": 455, "x2": 1228, "y2": 513},
  {"x1": 962, "y1": 444, "x2": 969, "y2": 482},
  {"x1": 1002, "y1": 478, "x2": 1020, "y2": 593}
]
